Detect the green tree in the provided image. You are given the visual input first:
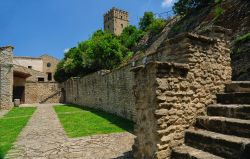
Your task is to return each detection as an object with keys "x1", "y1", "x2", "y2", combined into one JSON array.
[
  {"x1": 139, "y1": 12, "x2": 155, "y2": 31},
  {"x1": 147, "y1": 18, "x2": 166, "y2": 34},
  {"x1": 55, "y1": 11, "x2": 167, "y2": 83},
  {"x1": 89, "y1": 30, "x2": 127, "y2": 69},
  {"x1": 120, "y1": 25, "x2": 145, "y2": 49},
  {"x1": 54, "y1": 60, "x2": 70, "y2": 83},
  {"x1": 54, "y1": 30, "x2": 131, "y2": 82}
]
